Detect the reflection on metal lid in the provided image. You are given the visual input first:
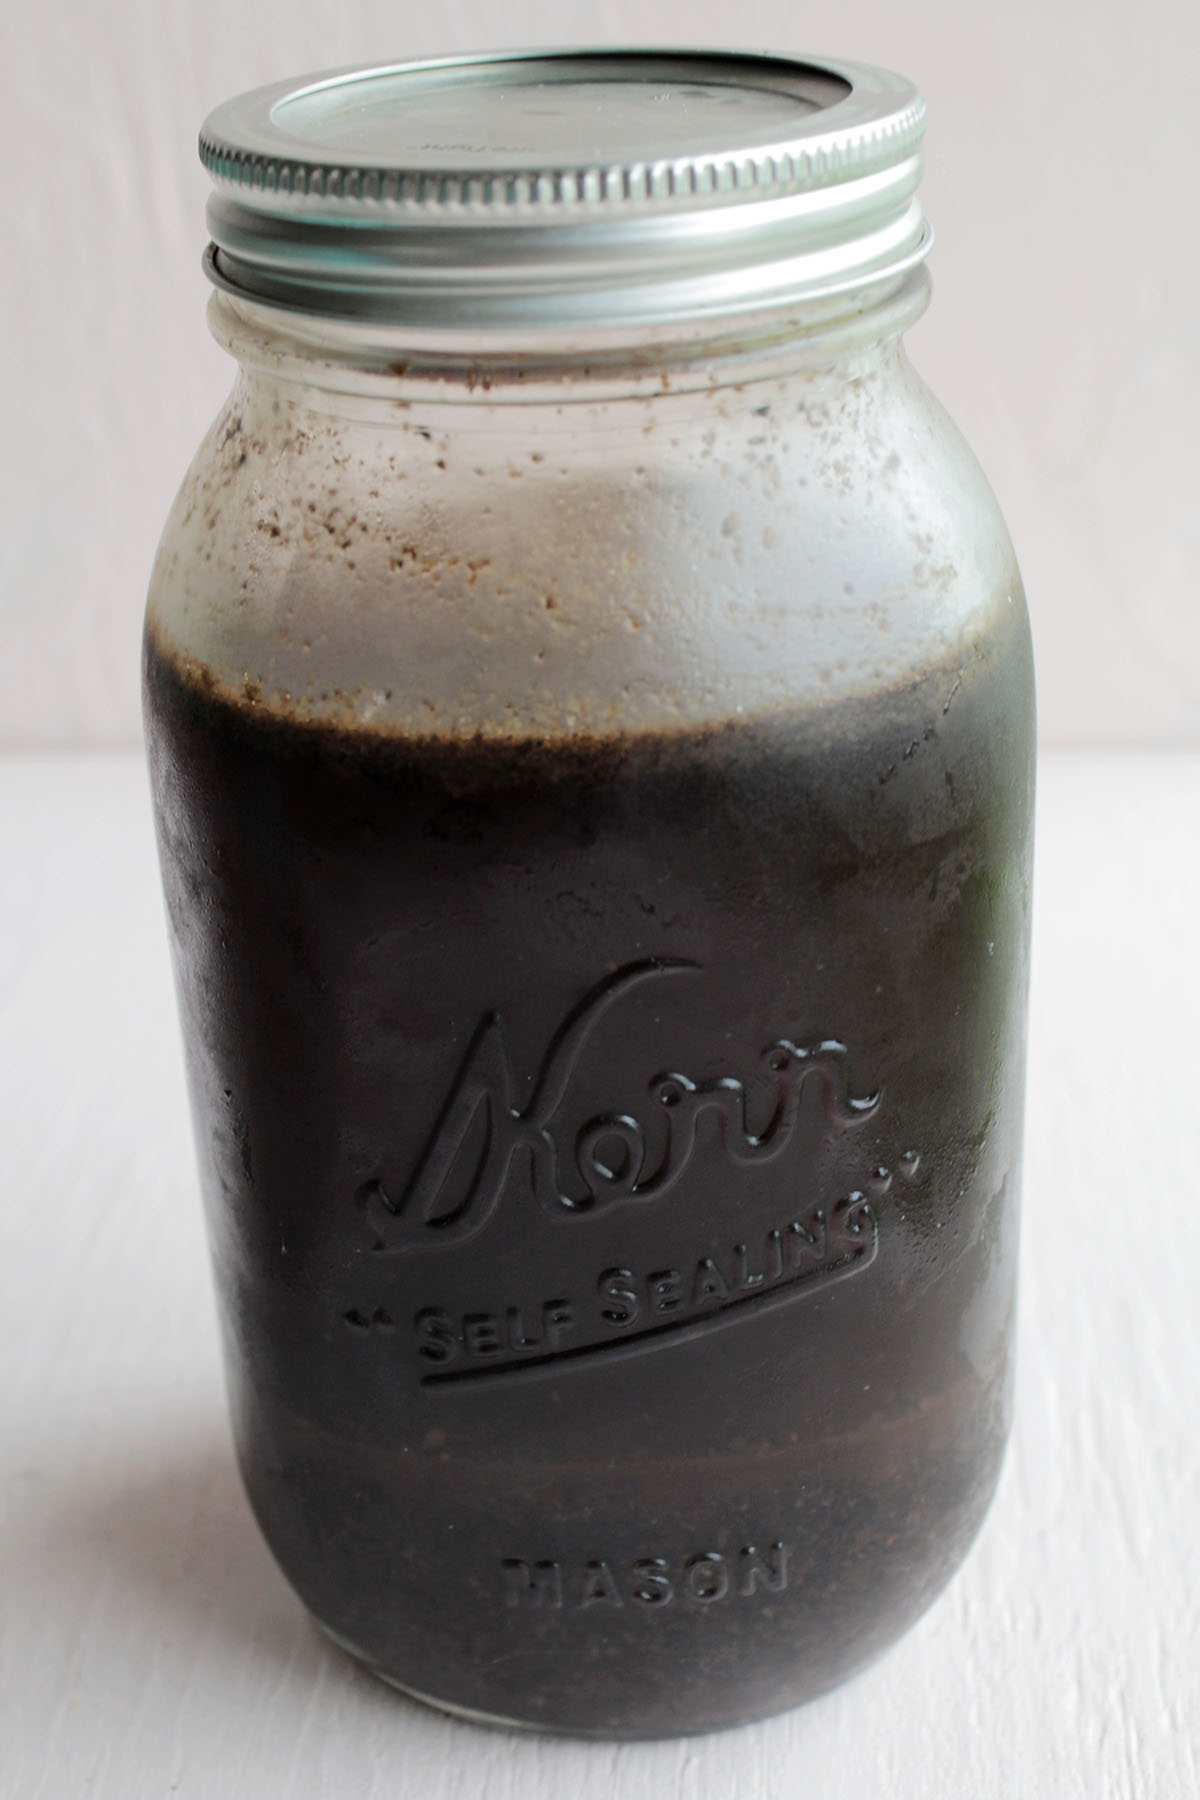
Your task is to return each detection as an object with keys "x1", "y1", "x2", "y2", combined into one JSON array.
[{"x1": 200, "y1": 49, "x2": 930, "y2": 330}]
